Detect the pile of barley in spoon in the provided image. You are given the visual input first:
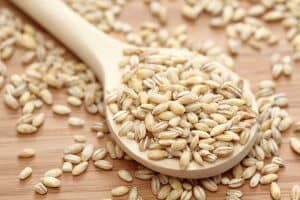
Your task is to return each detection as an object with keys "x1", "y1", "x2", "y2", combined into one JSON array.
[{"x1": 108, "y1": 47, "x2": 257, "y2": 169}]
